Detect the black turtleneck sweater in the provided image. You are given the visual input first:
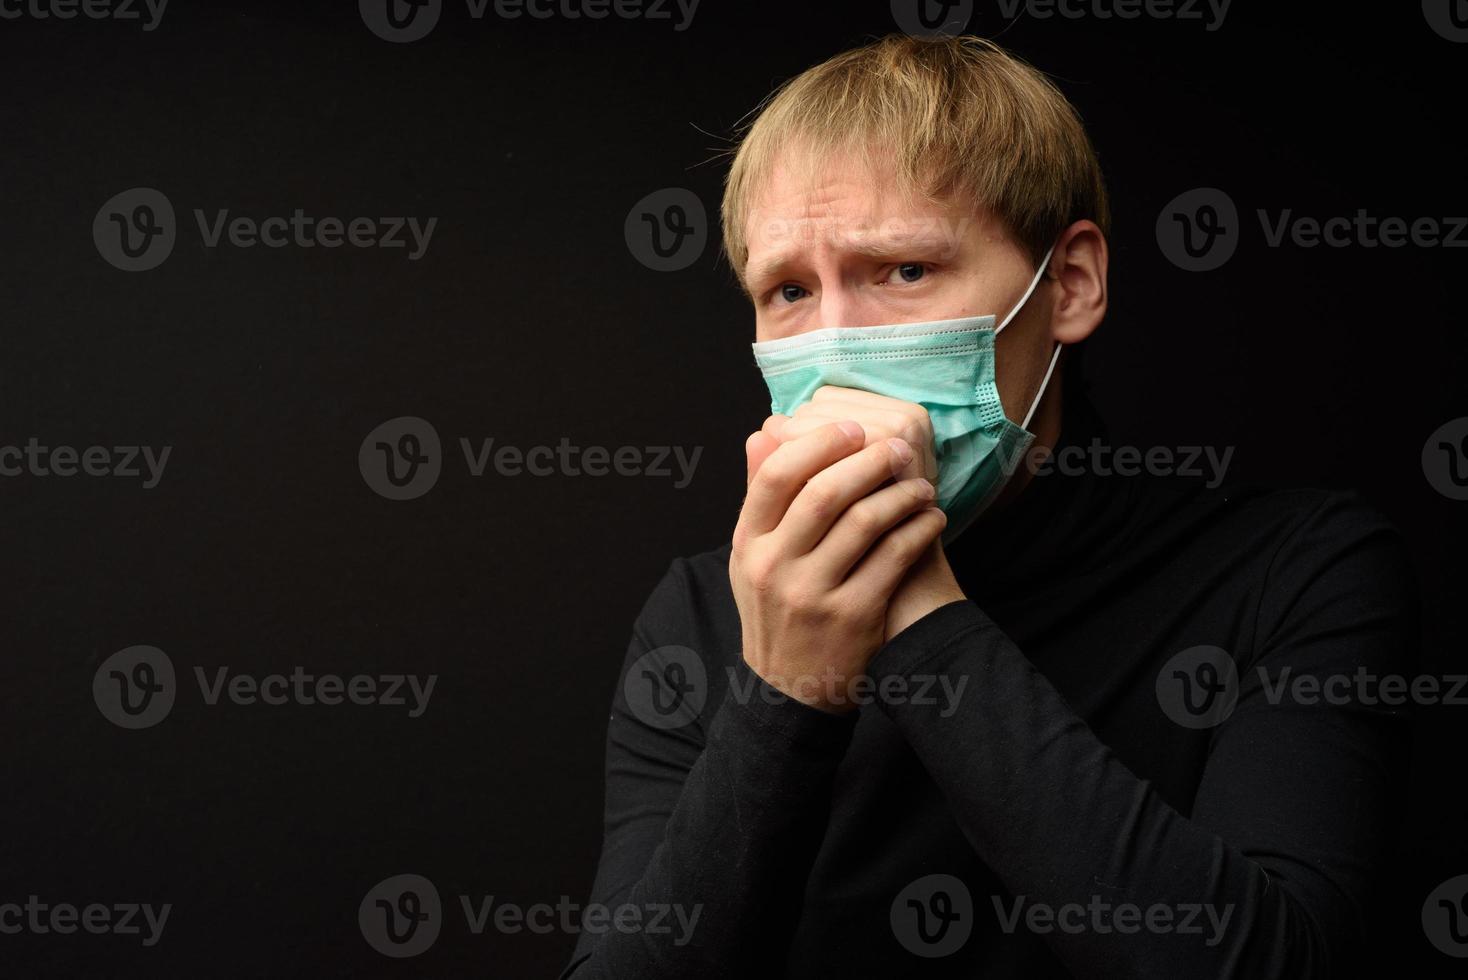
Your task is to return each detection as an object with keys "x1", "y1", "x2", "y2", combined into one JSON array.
[{"x1": 558, "y1": 397, "x2": 1416, "y2": 979}]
